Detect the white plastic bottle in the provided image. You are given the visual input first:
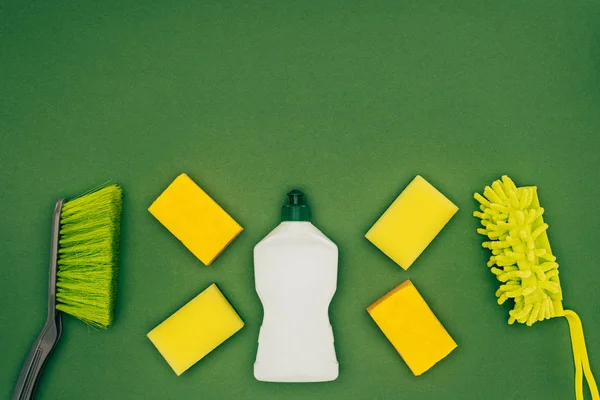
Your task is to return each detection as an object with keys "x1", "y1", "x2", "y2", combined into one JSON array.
[{"x1": 253, "y1": 190, "x2": 339, "y2": 382}]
